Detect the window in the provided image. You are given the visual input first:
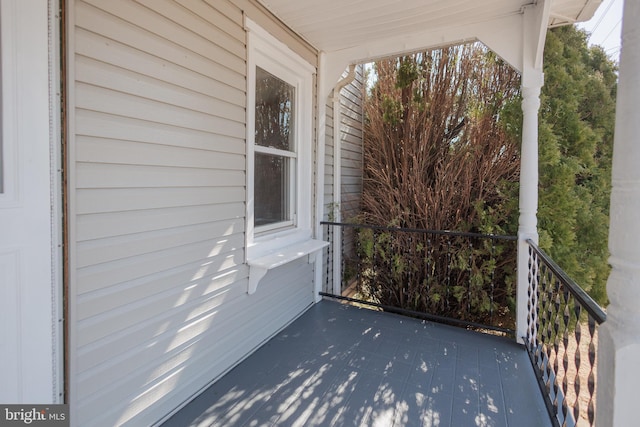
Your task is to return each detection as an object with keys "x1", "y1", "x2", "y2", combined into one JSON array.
[
  {"x1": 246, "y1": 19, "x2": 315, "y2": 261},
  {"x1": 254, "y1": 67, "x2": 296, "y2": 230}
]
